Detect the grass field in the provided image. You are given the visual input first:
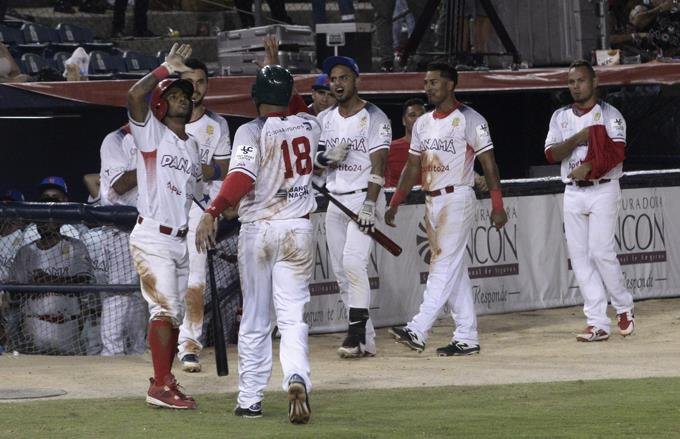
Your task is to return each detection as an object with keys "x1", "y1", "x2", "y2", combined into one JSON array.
[{"x1": 3, "y1": 377, "x2": 680, "y2": 439}]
